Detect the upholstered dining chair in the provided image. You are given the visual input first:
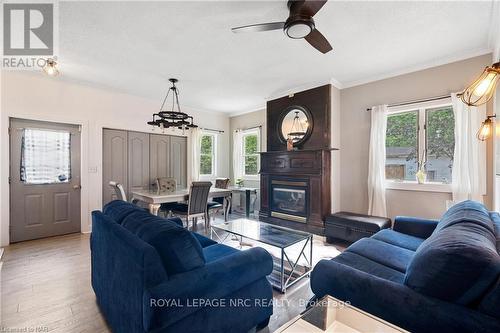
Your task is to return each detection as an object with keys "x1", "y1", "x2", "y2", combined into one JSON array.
[
  {"x1": 109, "y1": 181, "x2": 127, "y2": 201},
  {"x1": 171, "y1": 181, "x2": 212, "y2": 230},
  {"x1": 156, "y1": 177, "x2": 177, "y2": 193},
  {"x1": 207, "y1": 178, "x2": 229, "y2": 226},
  {"x1": 156, "y1": 177, "x2": 178, "y2": 217}
]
